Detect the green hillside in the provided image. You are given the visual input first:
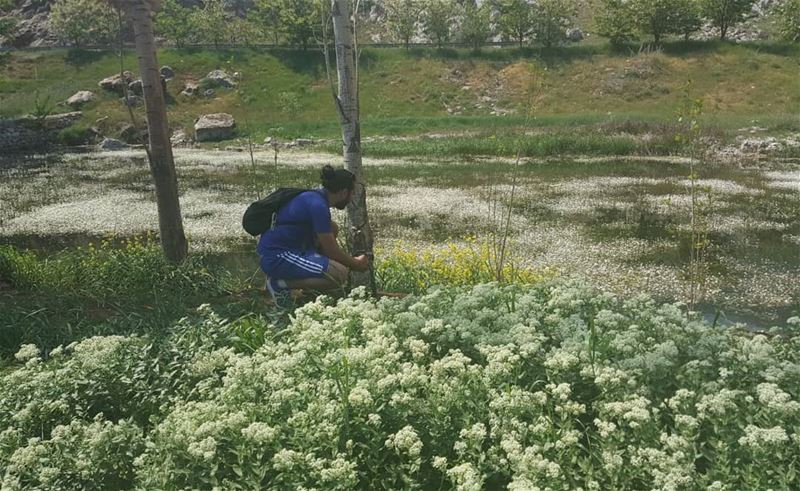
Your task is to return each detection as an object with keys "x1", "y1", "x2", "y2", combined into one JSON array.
[{"x1": 1, "y1": 42, "x2": 798, "y2": 142}]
